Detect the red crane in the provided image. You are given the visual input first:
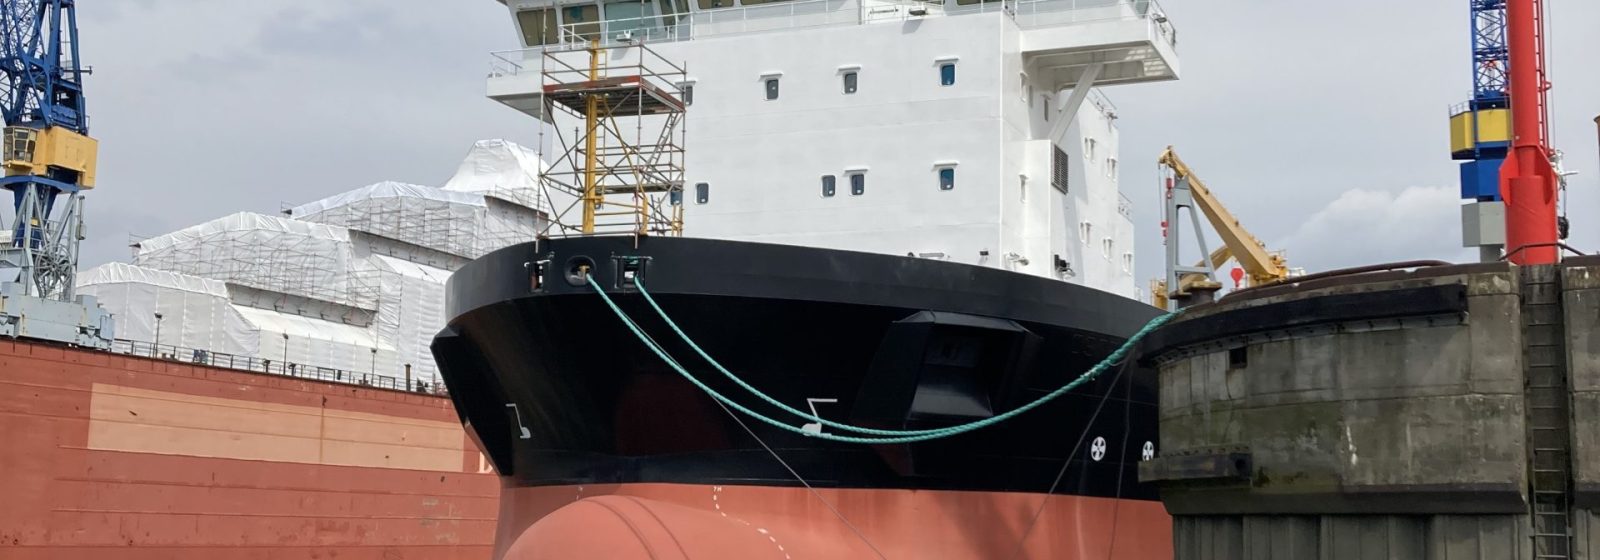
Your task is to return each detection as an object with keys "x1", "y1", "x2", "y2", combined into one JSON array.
[{"x1": 1498, "y1": 0, "x2": 1558, "y2": 264}]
